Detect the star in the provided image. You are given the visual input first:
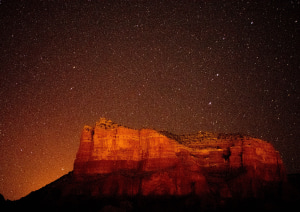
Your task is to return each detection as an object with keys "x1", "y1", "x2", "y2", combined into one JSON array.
[{"x1": 0, "y1": 0, "x2": 298, "y2": 200}]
